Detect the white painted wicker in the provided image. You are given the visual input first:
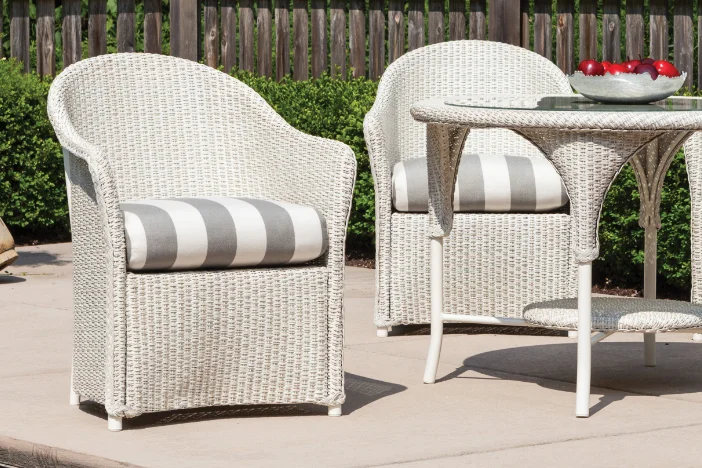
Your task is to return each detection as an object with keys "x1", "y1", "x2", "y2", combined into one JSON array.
[
  {"x1": 47, "y1": 54, "x2": 357, "y2": 423},
  {"x1": 364, "y1": 40, "x2": 577, "y2": 328}
]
